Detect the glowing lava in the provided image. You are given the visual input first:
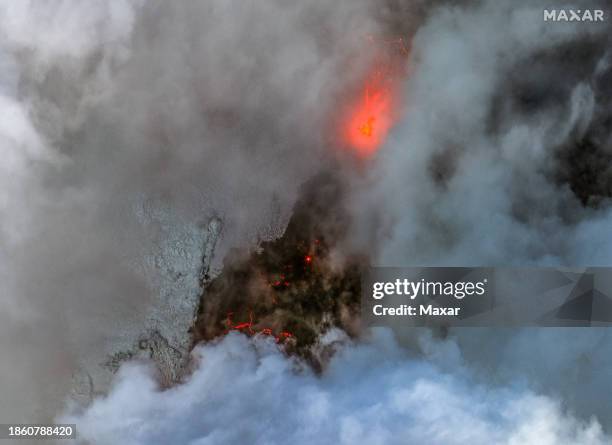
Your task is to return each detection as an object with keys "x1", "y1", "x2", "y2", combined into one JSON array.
[
  {"x1": 225, "y1": 311, "x2": 295, "y2": 344},
  {"x1": 342, "y1": 35, "x2": 409, "y2": 158},
  {"x1": 344, "y1": 74, "x2": 399, "y2": 157}
]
